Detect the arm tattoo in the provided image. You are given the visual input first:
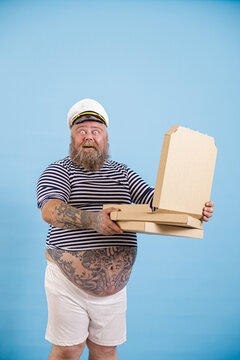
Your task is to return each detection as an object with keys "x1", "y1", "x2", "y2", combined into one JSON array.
[
  {"x1": 93, "y1": 212, "x2": 104, "y2": 233},
  {"x1": 52, "y1": 202, "x2": 93, "y2": 230},
  {"x1": 47, "y1": 246, "x2": 137, "y2": 296}
]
